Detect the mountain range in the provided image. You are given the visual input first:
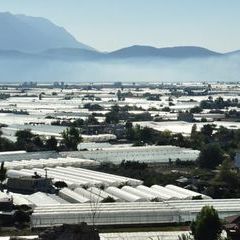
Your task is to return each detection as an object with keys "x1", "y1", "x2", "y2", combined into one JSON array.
[
  {"x1": 0, "y1": 12, "x2": 236, "y2": 60},
  {"x1": 0, "y1": 12, "x2": 240, "y2": 83}
]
